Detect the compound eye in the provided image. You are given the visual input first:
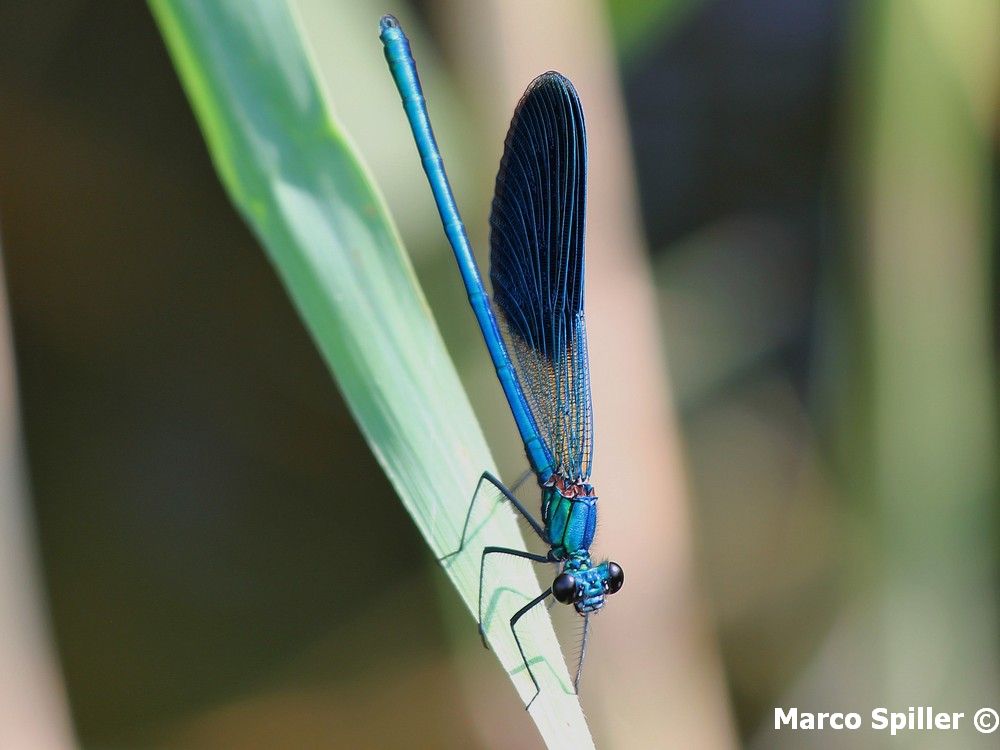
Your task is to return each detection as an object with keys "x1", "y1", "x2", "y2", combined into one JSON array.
[
  {"x1": 552, "y1": 573, "x2": 578, "y2": 604},
  {"x1": 606, "y1": 562, "x2": 624, "y2": 594}
]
